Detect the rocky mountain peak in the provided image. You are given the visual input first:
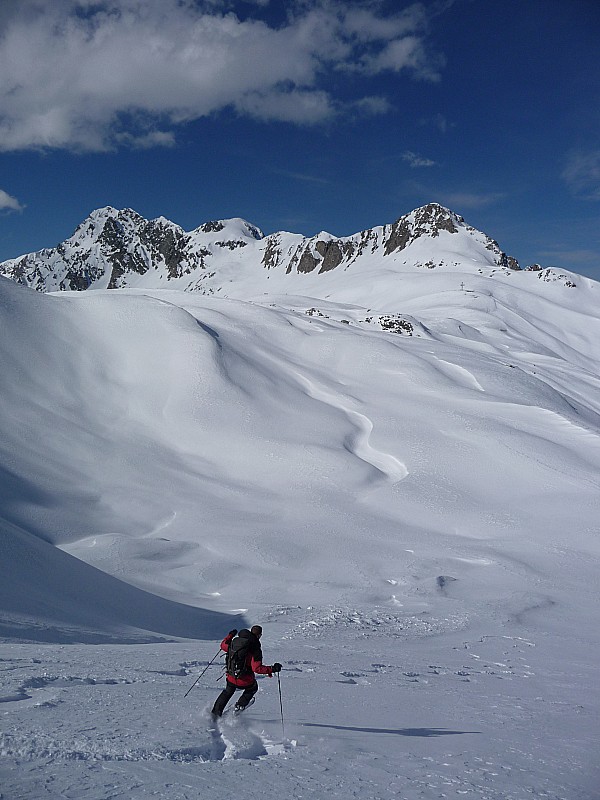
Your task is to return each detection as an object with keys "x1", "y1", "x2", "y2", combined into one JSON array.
[
  {"x1": 410, "y1": 202, "x2": 463, "y2": 232},
  {"x1": 383, "y1": 203, "x2": 462, "y2": 256},
  {"x1": 0, "y1": 203, "x2": 522, "y2": 293},
  {"x1": 195, "y1": 218, "x2": 263, "y2": 241}
]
